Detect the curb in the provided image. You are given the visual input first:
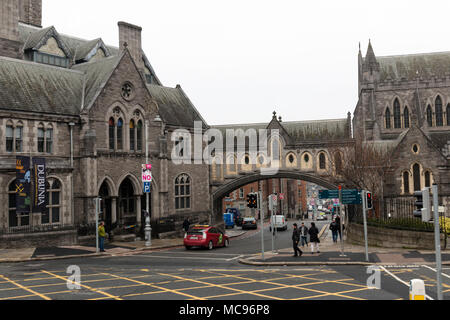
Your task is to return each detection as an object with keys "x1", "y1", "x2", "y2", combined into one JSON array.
[
  {"x1": 238, "y1": 258, "x2": 373, "y2": 266},
  {"x1": 0, "y1": 231, "x2": 248, "y2": 264}
]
